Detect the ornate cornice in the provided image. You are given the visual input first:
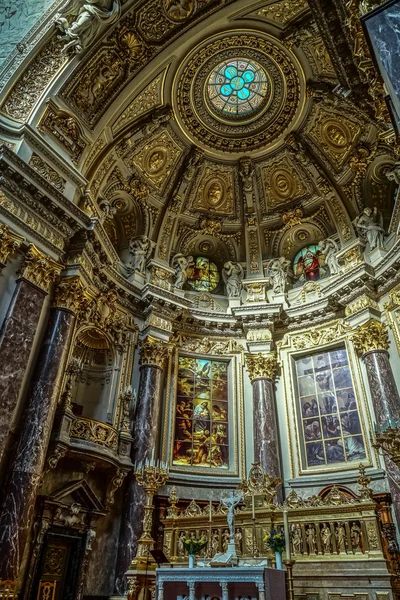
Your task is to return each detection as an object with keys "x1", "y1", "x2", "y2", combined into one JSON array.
[
  {"x1": 19, "y1": 244, "x2": 63, "y2": 293},
  {"x1": 139, "y1": 335, "x2": 170, "y2": 369},
  {"x1": 0, "y1": 223, "x2": 24, "y2": 266},
  {"x1": 352, "y1": 319, "x2": 390, "y2": 355},
  {"x1": 345, "y1": 294, "x2": 380, "y2": 317},
  {"x1": 245, "y1": 352, "x2": 278, "y2": 382}
]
